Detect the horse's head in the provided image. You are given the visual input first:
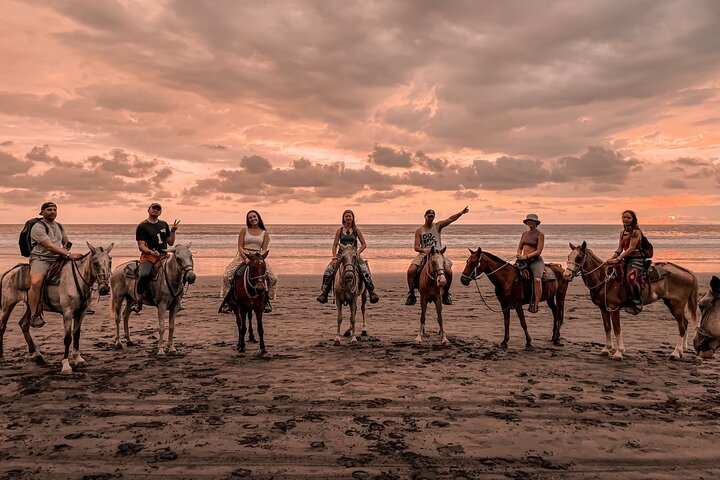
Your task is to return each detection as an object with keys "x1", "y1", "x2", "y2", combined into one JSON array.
[
  {"x1": 460, "y1": 247, "x2": 483, "y2": 285},
  {"x1": 168, "y1": 243, "x2": 196, "y2": 285},
  {"x1": 563, "y1": 241, "x2": 588, "y2": 281},
  {"x1": 694, "y1": 275, "x2": 720, "y2": 359},
  {"x1": 246, "y1": 251, "x2": 269, "y2": 293},
  {"x1": 428, "y1": 246, "x2": 447, "y2": 288},
  {"x1": 338, "y1": 244, "x2": 358, "y2": 286},
  {"x1": 87, "y1": 242, "x2": 113, "y2": 295}
]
